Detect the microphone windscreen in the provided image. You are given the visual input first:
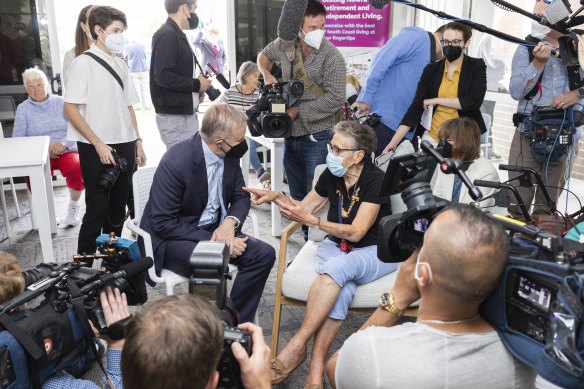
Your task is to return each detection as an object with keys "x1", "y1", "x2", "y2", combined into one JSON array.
[
  {"x1": 368, "y1": 0, "x2": 391, "y2": 10},
  {"x1": 122, "y1": 257, "x2": 153, "y2": 278},
  {"x1": 215, "y1": 73, "x2": 231, "y2": 89},
  {"x1": 278, "y1": 0, "x2": 308, "y2": 41}
]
